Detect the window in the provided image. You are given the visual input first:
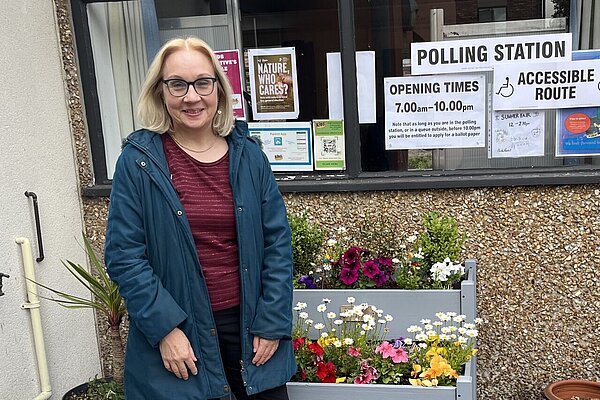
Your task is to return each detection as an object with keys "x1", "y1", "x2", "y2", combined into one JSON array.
[
  {"x1": 72, "y1": 0, "x2": 600, "y2": 196},
  {"x1": 478, "y1": 7, "x2": 507, "y2": 22}
]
